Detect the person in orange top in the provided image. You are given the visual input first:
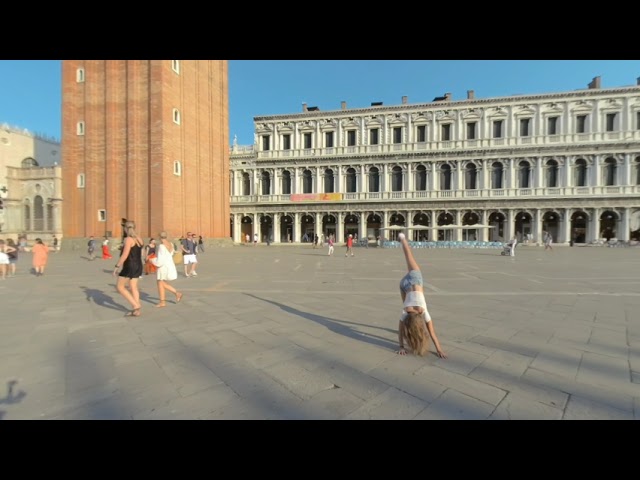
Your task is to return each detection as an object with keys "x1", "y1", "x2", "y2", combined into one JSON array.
[{"x1": 31, "y1": 238, "x2": 50, "y2": 276}]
